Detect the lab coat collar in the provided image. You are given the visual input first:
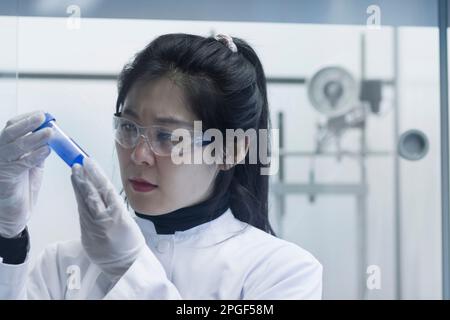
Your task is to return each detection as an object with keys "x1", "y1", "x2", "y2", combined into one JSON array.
[{"x1": 134, "y1": 208, "x2": 249, "y2": 246}]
